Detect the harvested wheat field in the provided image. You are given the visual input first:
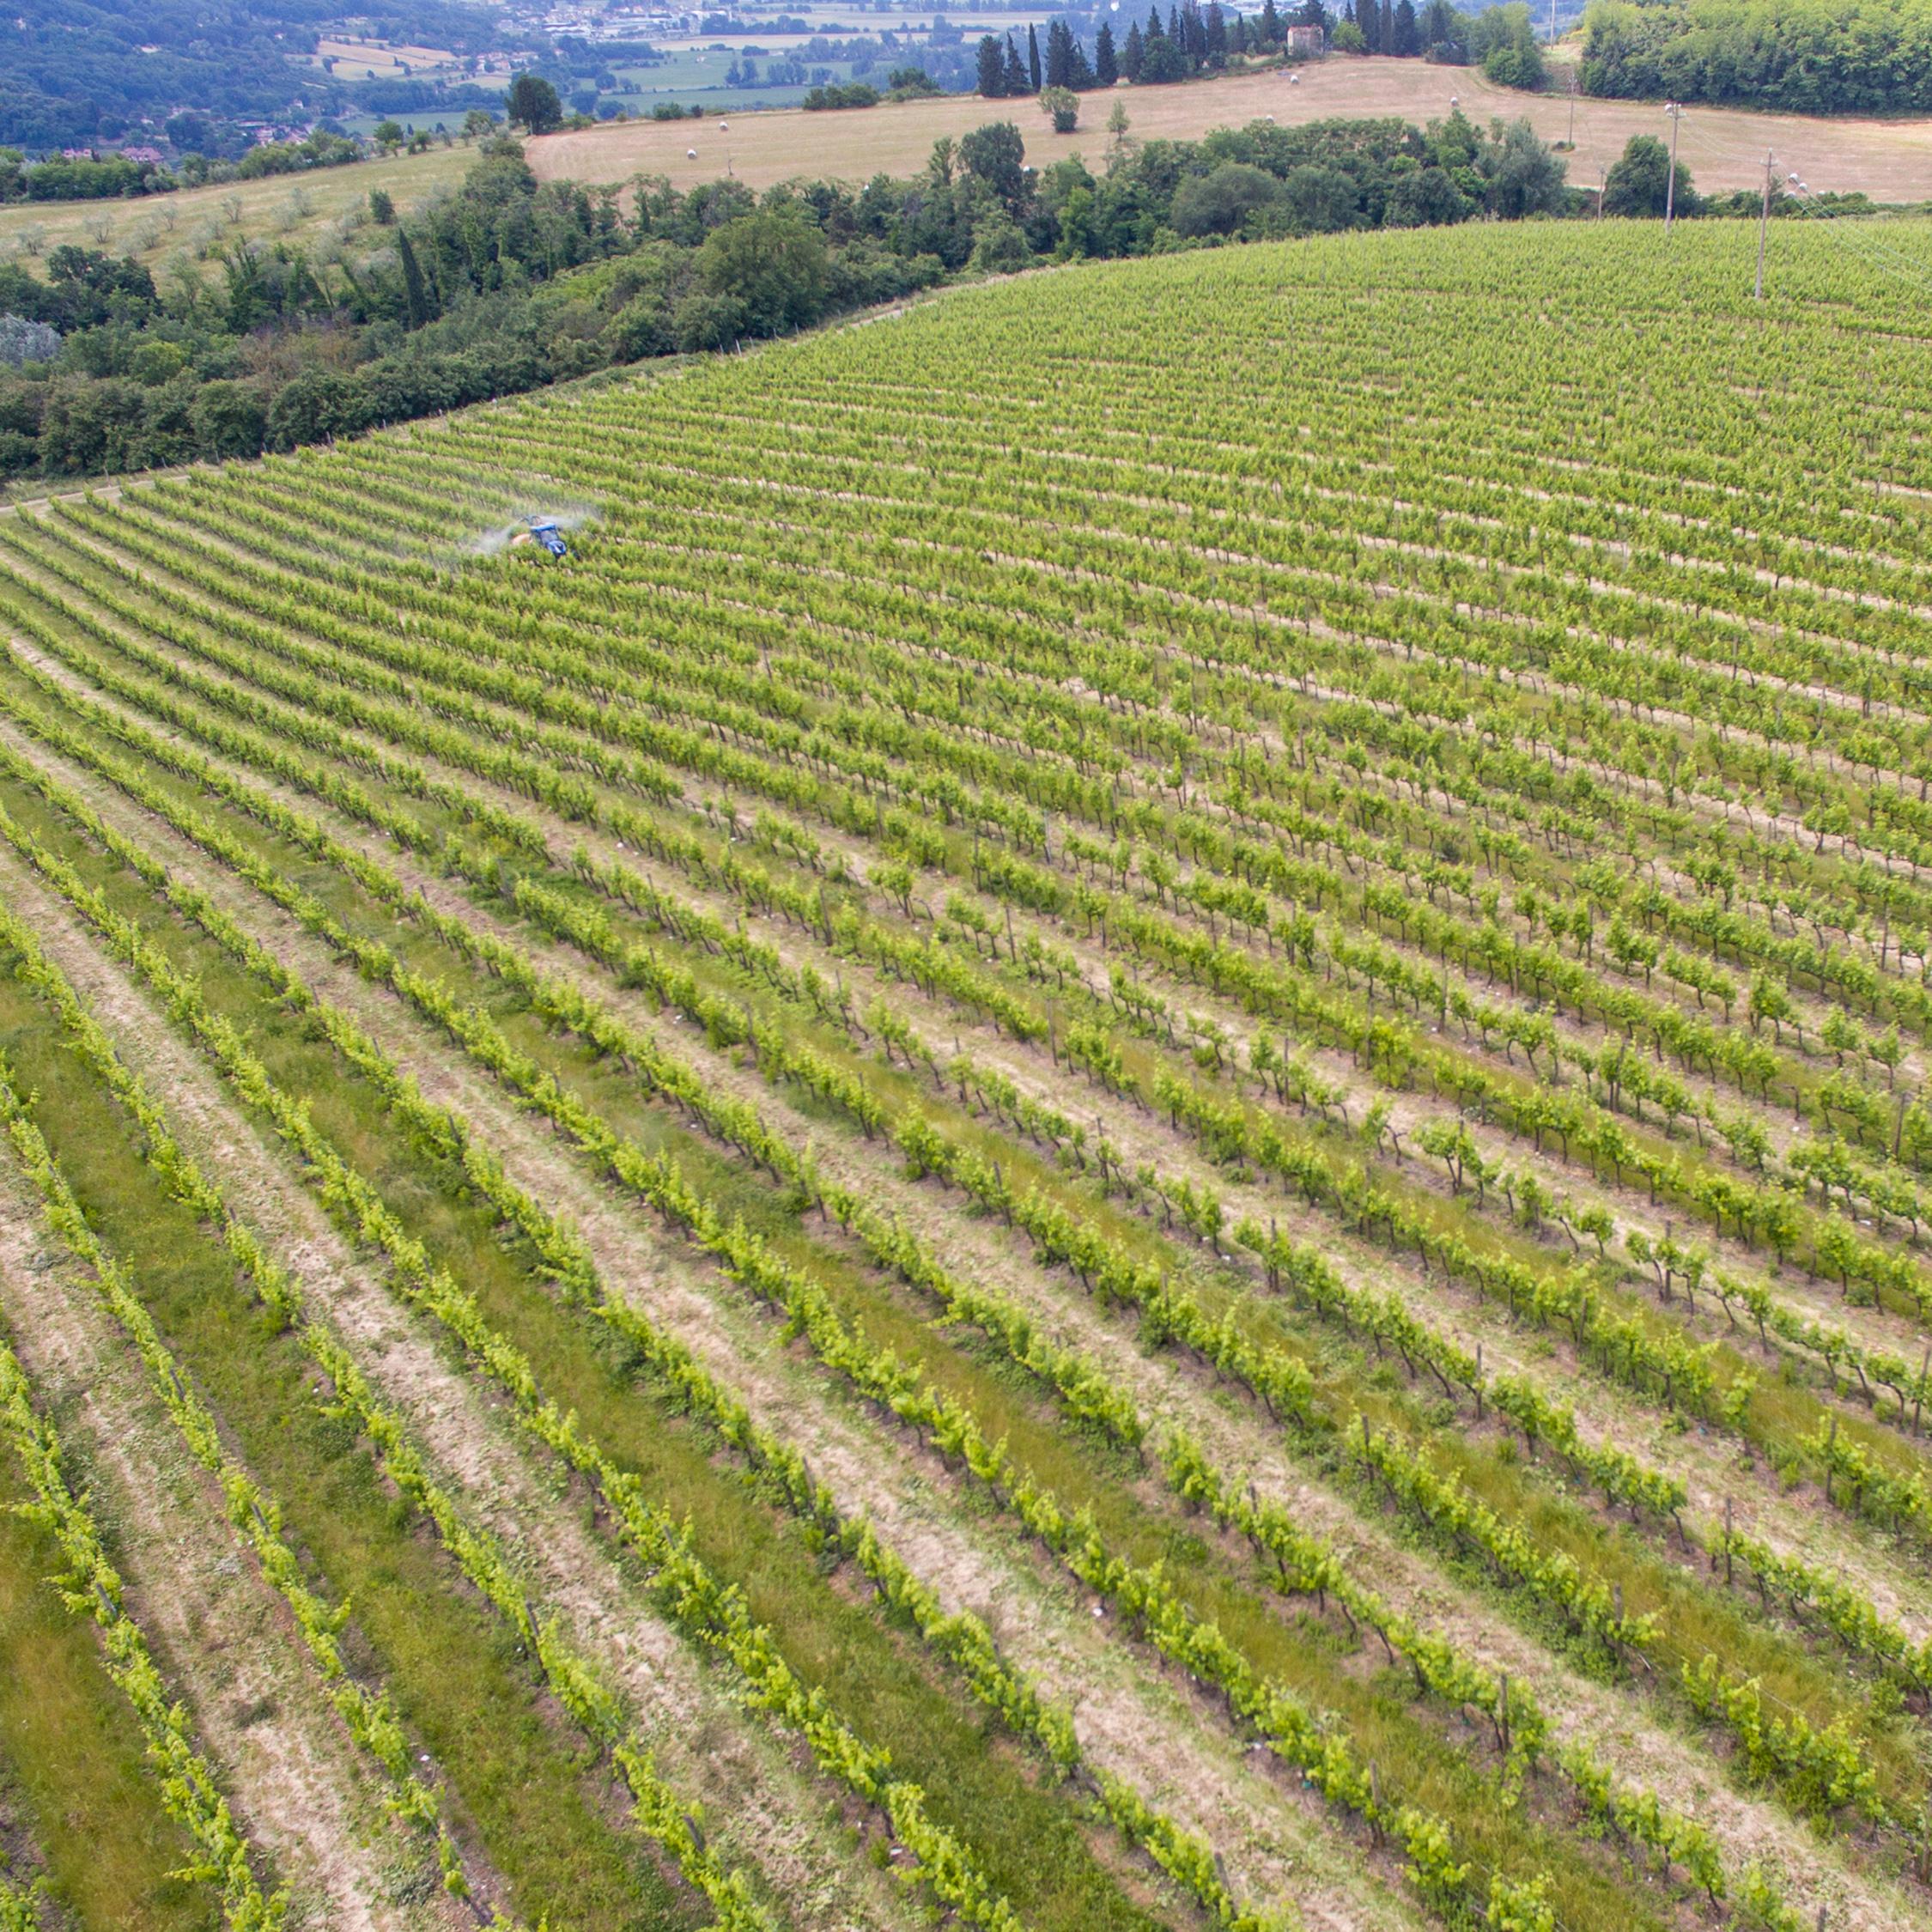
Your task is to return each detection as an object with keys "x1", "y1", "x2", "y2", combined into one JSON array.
[{"x1": 528, "y1": 56, "x2": 1932, "y2": 201}]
